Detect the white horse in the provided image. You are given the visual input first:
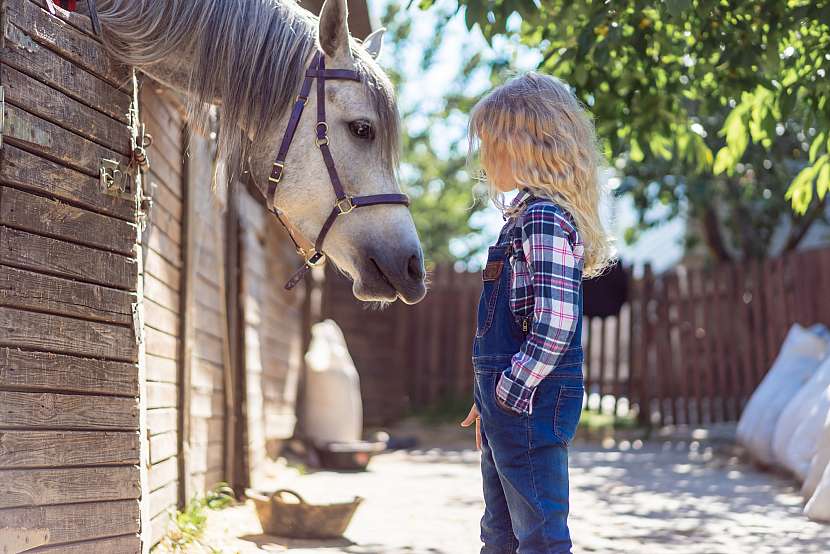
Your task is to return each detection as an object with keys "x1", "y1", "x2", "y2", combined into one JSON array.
[{"x1": 97, "y1": 0, "x2": 427, "y2": 304}]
